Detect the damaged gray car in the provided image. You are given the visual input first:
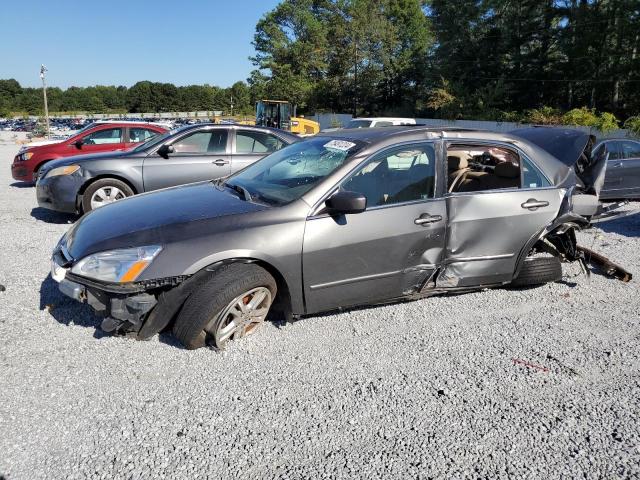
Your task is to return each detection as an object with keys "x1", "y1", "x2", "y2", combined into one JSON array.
[{"x1": 50, "y1": 126, "x2": 632, "y2": 350}]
